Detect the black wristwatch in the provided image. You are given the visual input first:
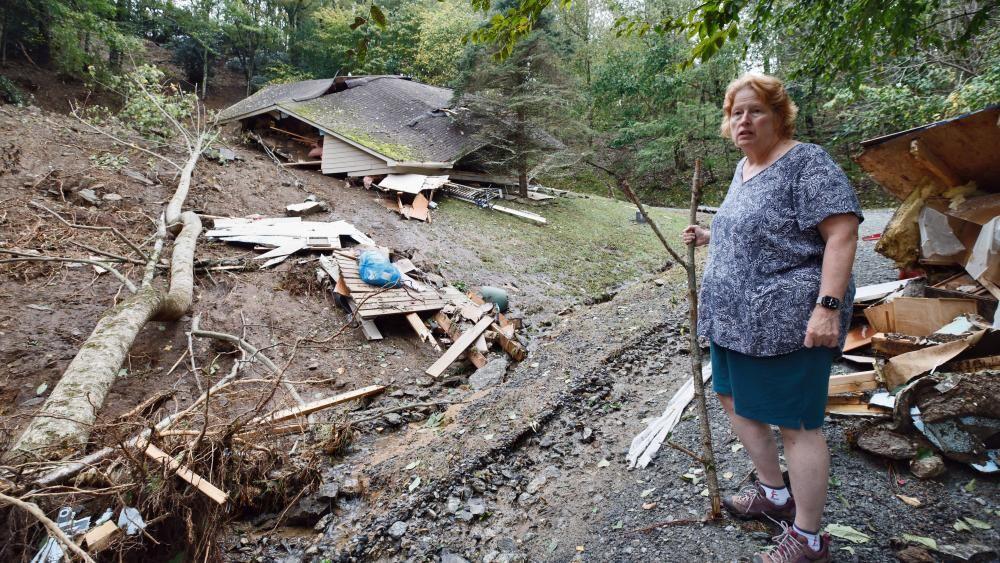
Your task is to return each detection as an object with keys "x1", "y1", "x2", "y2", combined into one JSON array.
[{"x1": 816, "y1": 295, "x2": 841, "y2": 310}]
